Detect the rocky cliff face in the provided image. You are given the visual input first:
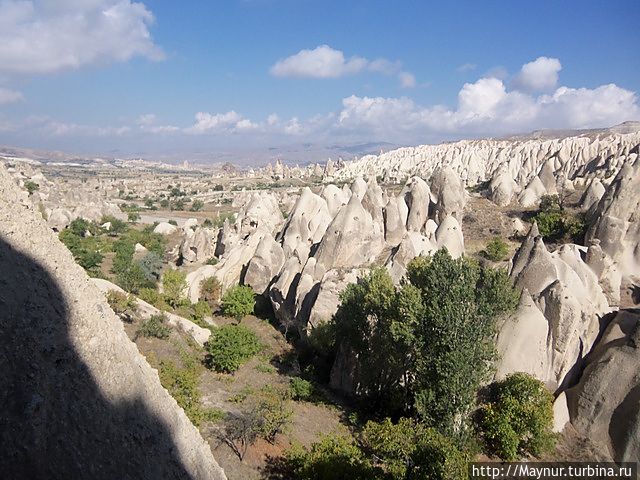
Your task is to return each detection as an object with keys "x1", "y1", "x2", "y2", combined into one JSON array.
[
  {"x1": 0, "y1": 164, "x2": 226, "y2": 479},
  {"x1": 186, "y1": 168, "x2": 468, "y2": 338}
]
